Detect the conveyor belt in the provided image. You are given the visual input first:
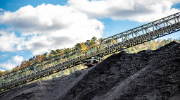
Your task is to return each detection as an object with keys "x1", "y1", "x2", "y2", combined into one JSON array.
[{"x1": 0, "y1": 12, "x2": 180, "y2": 93}]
